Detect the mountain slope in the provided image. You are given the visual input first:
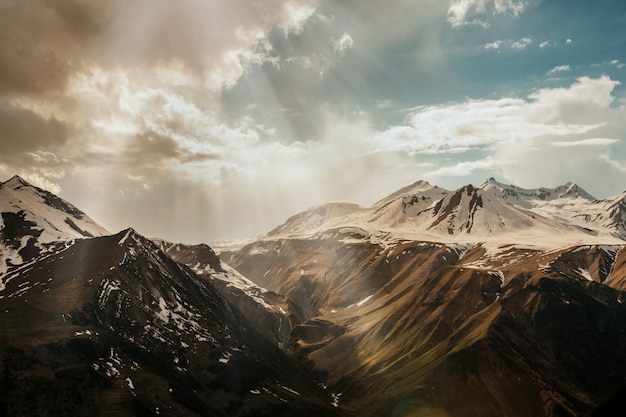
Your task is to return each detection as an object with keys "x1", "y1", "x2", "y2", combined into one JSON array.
[
  {"x1": 0, "y1": 178, "x2": 340, "y2": 416},
  {"x1": 226, "y1": 233, "x2": 626, "y2": 417},
  {"x1": 0, "y1": 228, "x2": 340, "y2": 416},
  {"x1": 0, "y1": 175, "x2": 108, "y2": 275},
  {"x1": 0, "y1": 175, "x2": 108, "y2": 241},
  {"x1": 154, "y1": 239, "x2": 305, "y2": 348},
  {"x1": 223, "y1": 178, "x2": 626, "y2": 417}
]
